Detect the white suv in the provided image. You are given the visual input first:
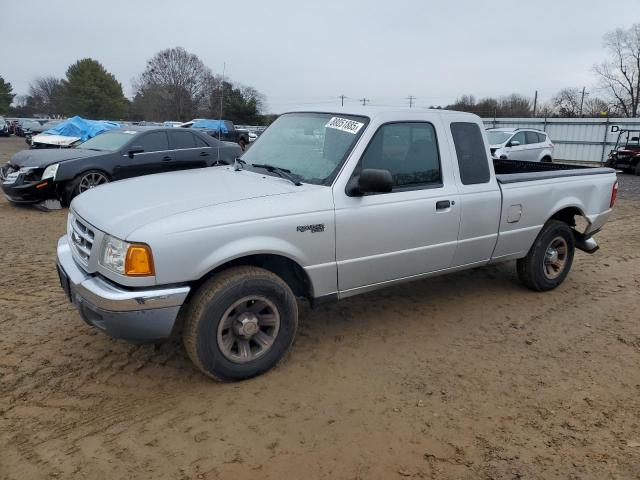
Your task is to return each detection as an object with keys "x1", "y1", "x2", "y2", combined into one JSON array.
[{"x1": 487, "y1": 128, "x2": 554, "y2": 162}]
